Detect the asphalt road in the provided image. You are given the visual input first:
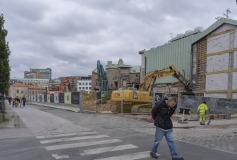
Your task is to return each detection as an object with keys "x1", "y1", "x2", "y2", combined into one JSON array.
[{"x1": 0, "y1": 104, "x2": 236, "y2": 160}]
